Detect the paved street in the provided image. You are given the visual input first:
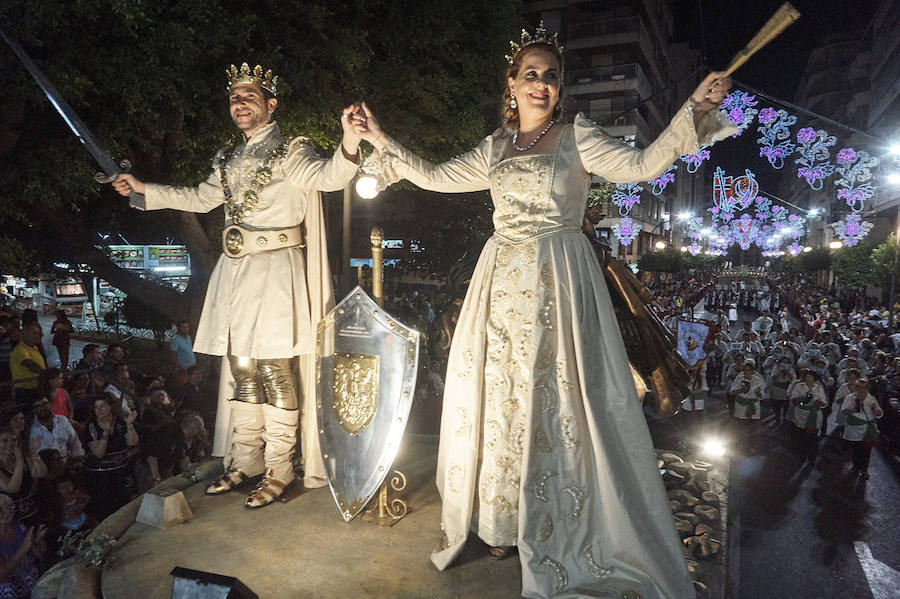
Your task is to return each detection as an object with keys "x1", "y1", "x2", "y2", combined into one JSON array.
[{"x1": 649, "y1": 306, "x2": 900, "y2": 599}]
